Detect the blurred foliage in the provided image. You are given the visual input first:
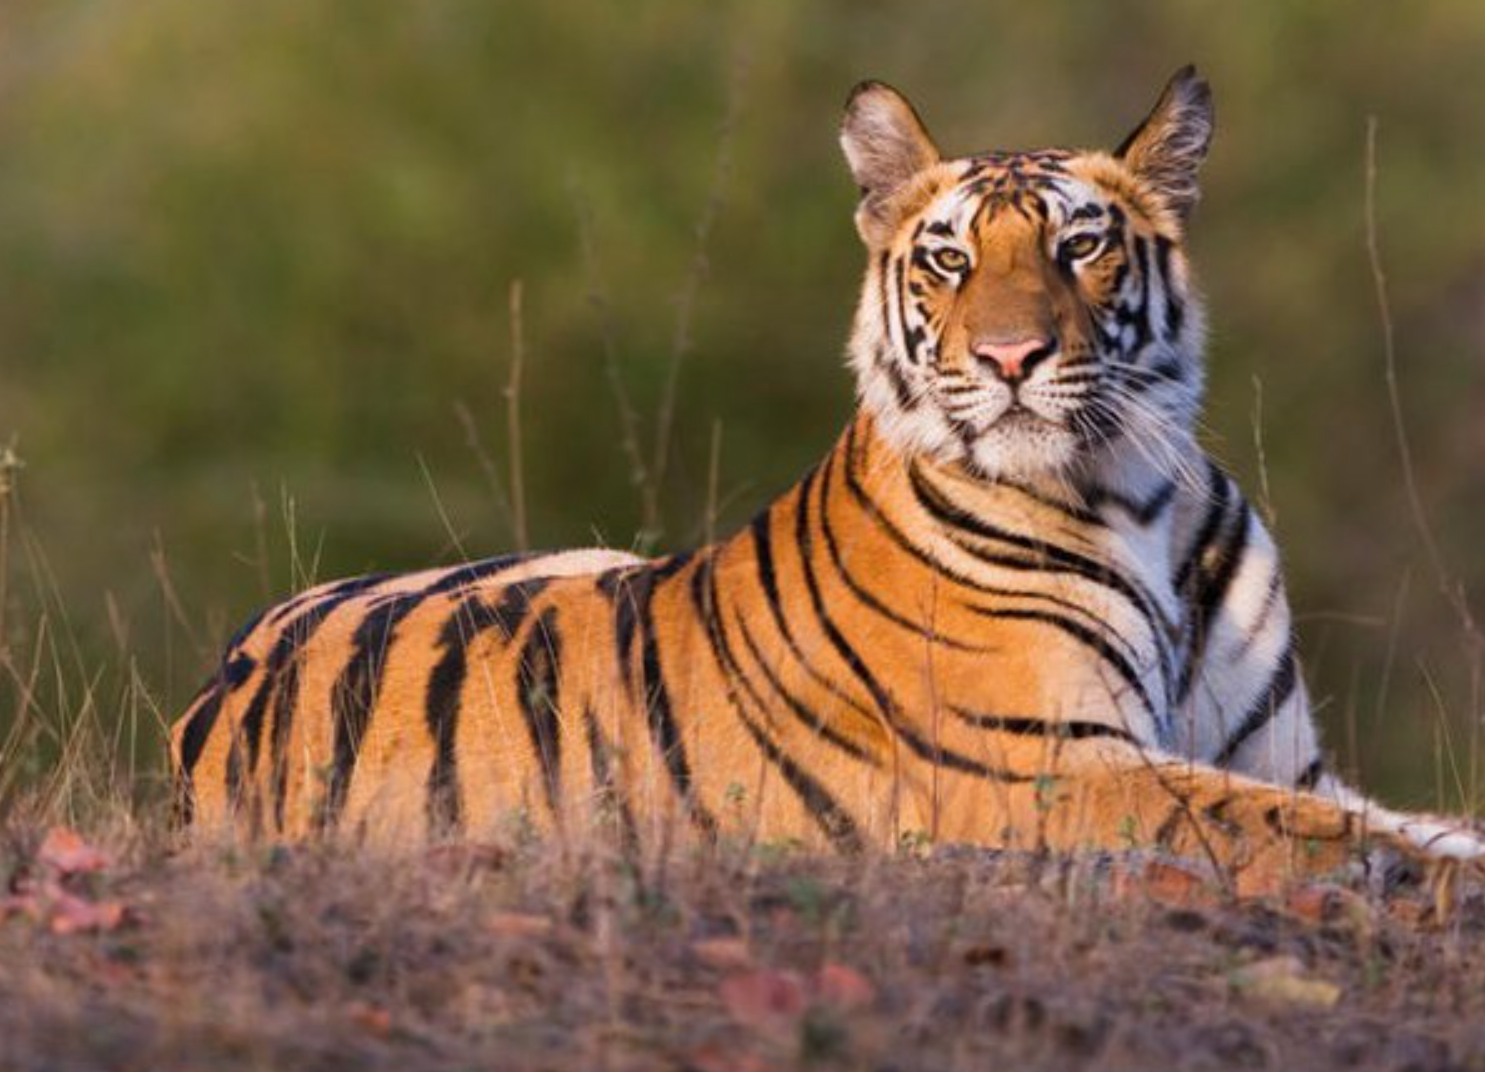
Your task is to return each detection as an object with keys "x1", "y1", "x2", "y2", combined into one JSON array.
[{"x1": 1, "y1": 0, "x2": 1483, "y2": 805}]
